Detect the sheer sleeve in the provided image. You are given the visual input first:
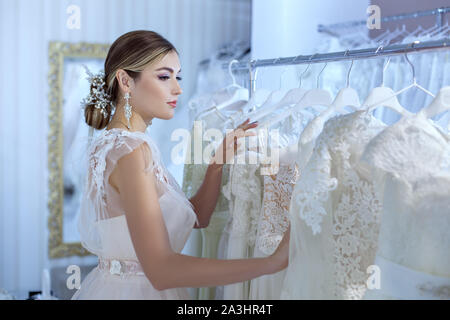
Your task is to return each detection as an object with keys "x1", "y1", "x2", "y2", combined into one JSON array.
[
  {"x1": 77, "y1": 131, "x2": 155, "y2": 255},
  {"x1": 77, "y1": 130, "x2": 198, "y2": 256}
]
